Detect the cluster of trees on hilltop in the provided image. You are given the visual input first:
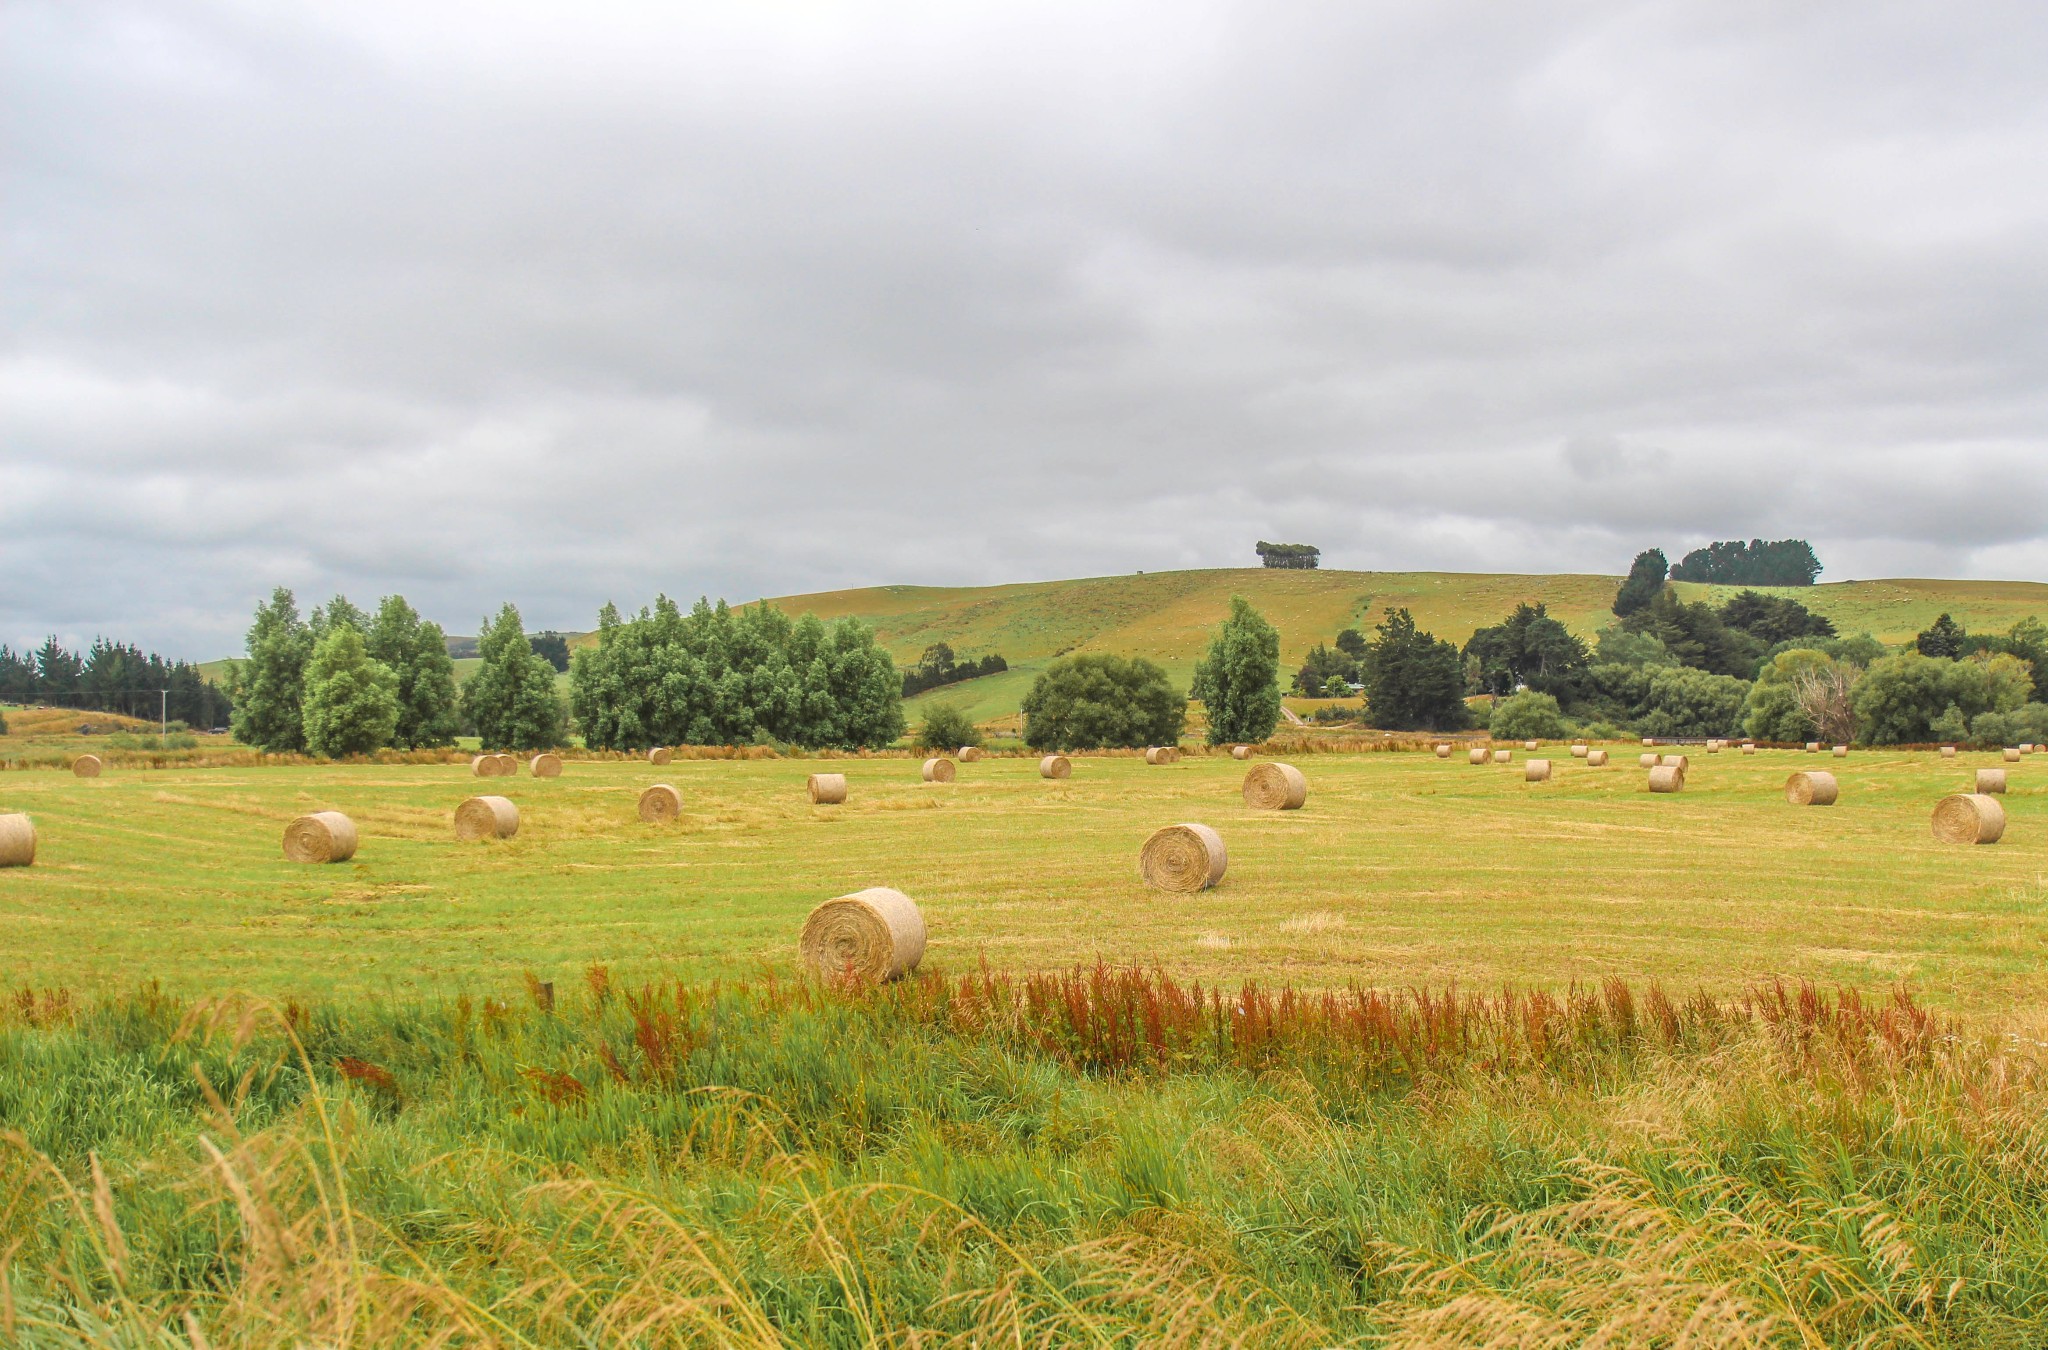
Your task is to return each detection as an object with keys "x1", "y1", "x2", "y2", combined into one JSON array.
[
  {"x1": 900, "y1": 643, "x2": 1007, "y2": 698},
  {"x1": 569, "y1": 598, "x2": 903, "y2": 750},
  {"x1": 1255, "y1": 541, "x2": 1320, "y2": 570},
  {"x1": 0, "y1": 639, "x2": 230, "y2": 729},
  {"x1": 1666, "y1": 538, "x2": 1823, "y2": 586}
]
